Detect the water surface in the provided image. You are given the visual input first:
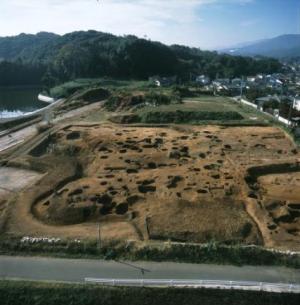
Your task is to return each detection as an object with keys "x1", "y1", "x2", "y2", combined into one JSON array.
[{"x1": 0, "y1": 87, "x2": 46, "y2": 118}]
